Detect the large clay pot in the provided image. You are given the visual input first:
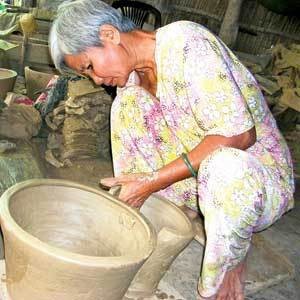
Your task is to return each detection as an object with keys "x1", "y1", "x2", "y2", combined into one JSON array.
[
  {"x1": 0, "y1": 68, "x2": 17, "y2": 100},
  {"x1": 0, "y1": 179, "x2": 156, "y2": 300},
  {"x1": 126, "y1": 194, "x2": 195, "y2": 298},
  {"x1": 24, "y1": 66, "x2": 58, "y2": 100}
]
